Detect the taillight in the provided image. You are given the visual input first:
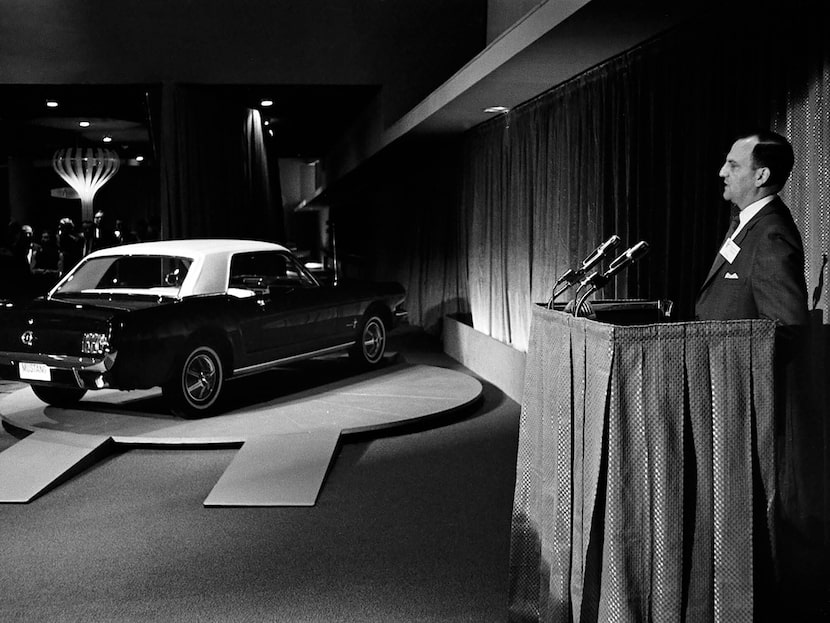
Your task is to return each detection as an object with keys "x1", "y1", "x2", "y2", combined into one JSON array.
[{"x1": 81, "y1": 332, "x2": 111, "y2": 355}]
